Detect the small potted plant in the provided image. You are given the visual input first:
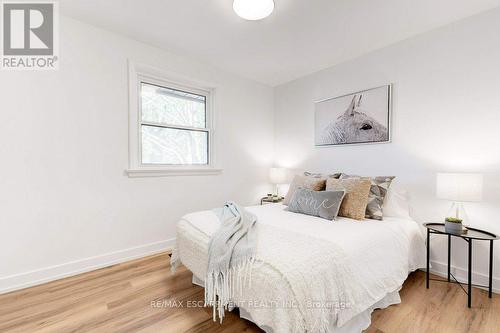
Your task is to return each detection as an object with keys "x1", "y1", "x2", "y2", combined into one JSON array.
[{"x1": 445, "y1": 217, "x2": 463, "y2": 233}]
